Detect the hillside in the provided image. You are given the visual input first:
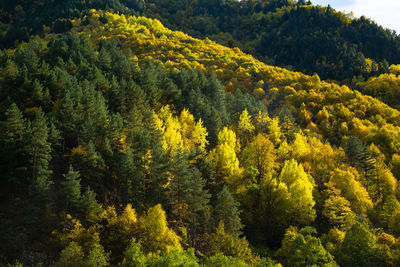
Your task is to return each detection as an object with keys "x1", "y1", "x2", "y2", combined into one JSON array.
[
  {"x1": 146, "y1": 0, "x2": 400, "y2": 82},
  {"x1": 2, "y1": 4, "x2": 400, "y2": 267}
]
